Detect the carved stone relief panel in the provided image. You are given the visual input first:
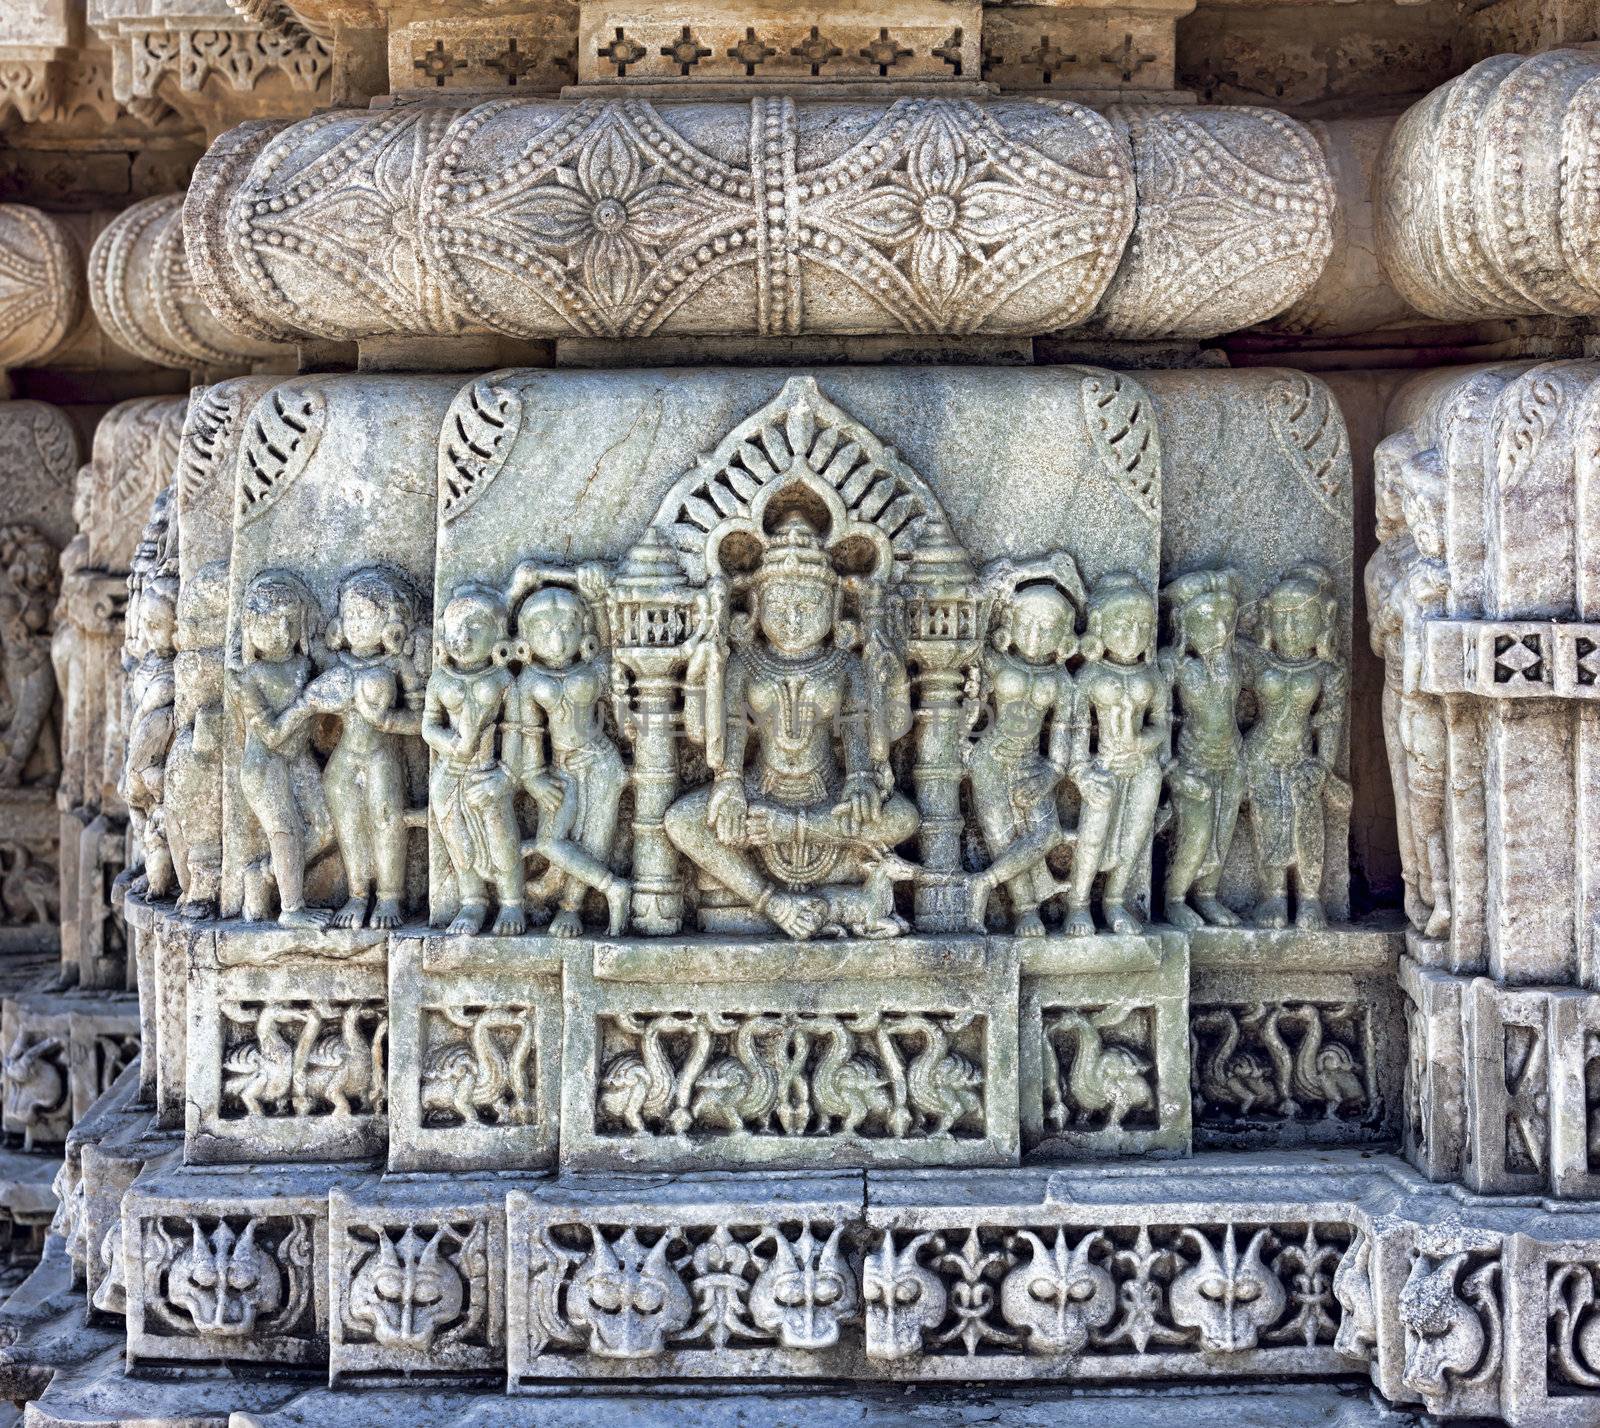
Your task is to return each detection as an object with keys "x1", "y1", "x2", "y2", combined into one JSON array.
[
  {"x1": 1146, "y1": 368, "x2": 1354, "y2": 930},
  {"x1": 1018, "y1": 932, "x2": 1190, "y2": 1160},
  {"x1": 387, "y1": 933, "x2": 562, "y2": 1174},
  {"x1": 1189, "y1": 928, "x2": 1403, "y2": 1151},
  {"x1": 430, "y1": 366, "x2": 1160, "y2": 943},
  {"x1": 122, "y1": 1162, "x2": 341, "y2": 1369},
  {"x1": 1393, "y1": 1227, "x2": 1504, "y2": 1418},
  {"x1": 1512, "y1": 1233, "x2": 1600, "y2": 1425},
  {"x1": 1095, "y1": 106, "x2": 1334, "y2": 340},
  {"x1": 562, "y1": 938, "x2": 1018, "y2": 1171},
  {"x1": 1377, "y1": 50, "x2": 1600, "y2": 322},
  {"x1": 185, "y1": 926, "x2": 387, "y2": 1163},
  {"x1": 328, "y1": 1181, "x2": 505, "y2": 1383},
  {"x1": 575, "y1": 0, "x2": 978, "y2": 85},
  {"x1": 218, "y1": 375, "x2": 456, "y2": 929},
  {"x1": 506, "y1": 1173, "x2": 866, "y2": 1383},
  {"x1": 1398, "y1": 953, "x2": 1468, "y2": 1184},
  {"x1": 0, "y1": 998, "x2": 71, "y2": 1149}
]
